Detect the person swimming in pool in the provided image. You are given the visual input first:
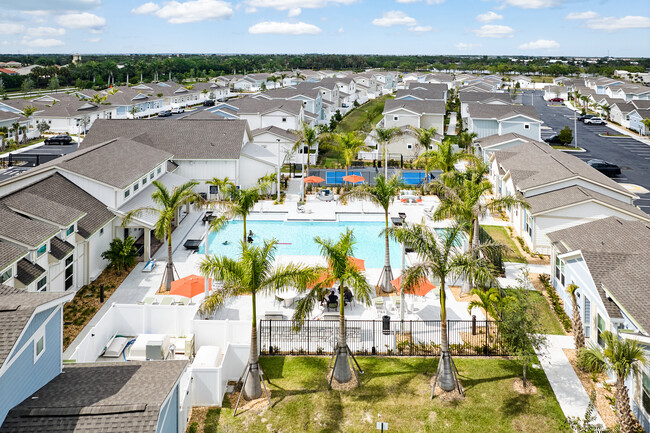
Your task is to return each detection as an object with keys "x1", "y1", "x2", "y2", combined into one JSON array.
[{"x1": 222, "y1": 240, "x2": 230, "y2": 245}]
